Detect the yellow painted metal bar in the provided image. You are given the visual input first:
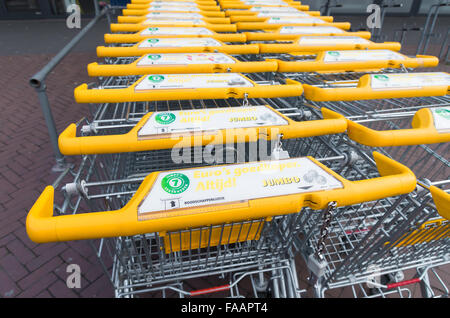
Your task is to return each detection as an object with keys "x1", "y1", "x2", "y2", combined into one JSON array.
[
  {"x1": 26, "y1": 152, "x2": 416, "y2": 243},
  {"x1": 58, "y1": 107, "x2": 347, "y2": 155}
]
